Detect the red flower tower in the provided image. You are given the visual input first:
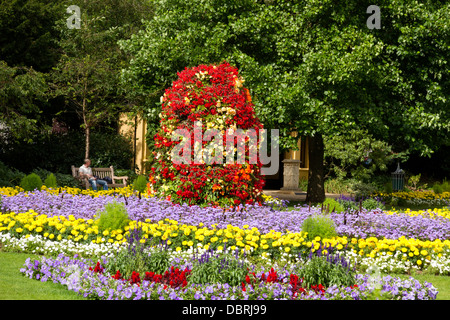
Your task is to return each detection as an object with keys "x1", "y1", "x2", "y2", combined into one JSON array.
[{"x1": 149, "y1": 62, "x2": 265, "y2": 207}]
